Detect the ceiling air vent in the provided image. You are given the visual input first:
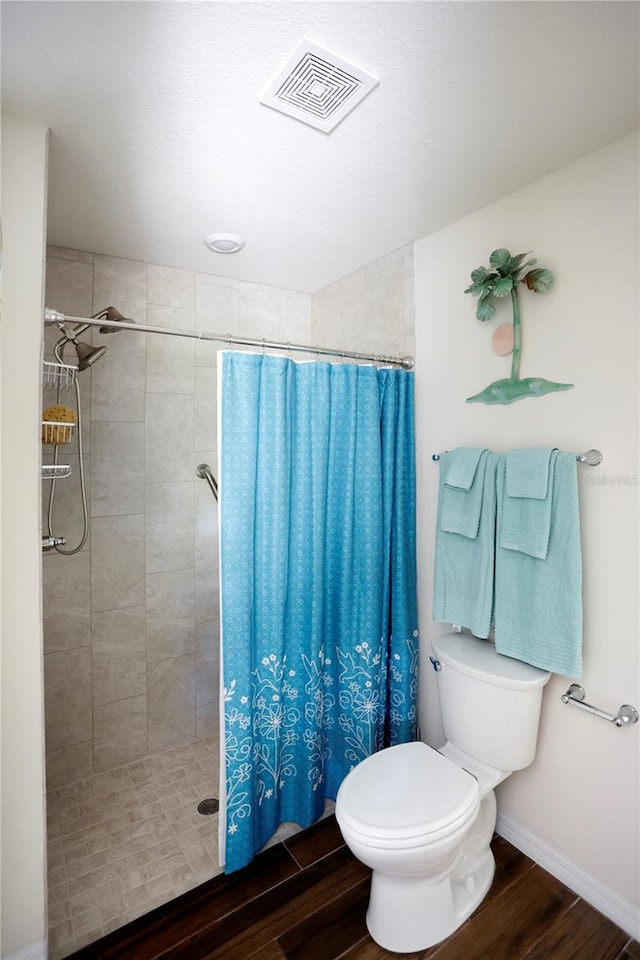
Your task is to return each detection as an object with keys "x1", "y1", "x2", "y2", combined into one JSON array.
[{"x1": 260, "y1": 36, "x2": 379, "y2": 133}]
